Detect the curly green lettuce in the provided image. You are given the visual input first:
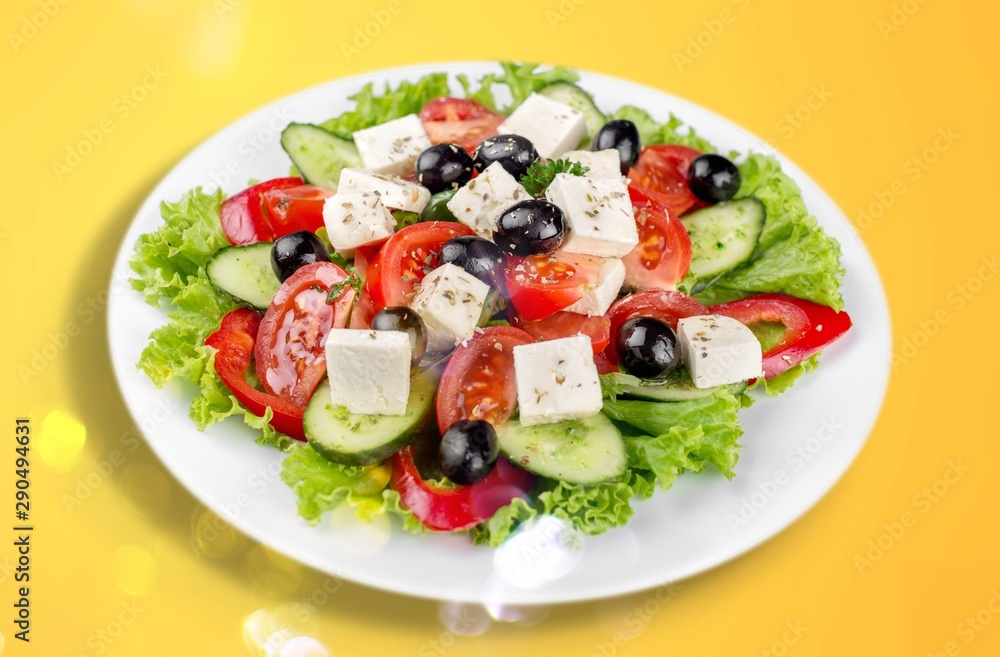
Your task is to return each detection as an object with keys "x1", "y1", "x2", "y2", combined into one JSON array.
[
  {"x1": 280, "y1": 444, "x2": 424, "y2": 533},
  {"x1": 320, "y1": 73, "x2": 451, "y2": 139},
  {"x1": 457, "y1": 62, "x2": 579, "y2": 113},
  {"x1": 130, "y1": 187, "x2": 293, "y2": 448}
]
